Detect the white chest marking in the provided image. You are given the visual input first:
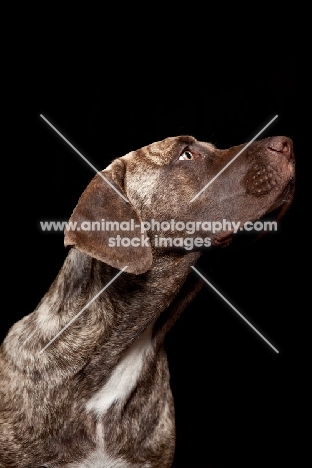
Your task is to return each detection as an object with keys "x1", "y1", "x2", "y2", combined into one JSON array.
[
  {"x1": 66, "y1": 424, "x2": 151, "y2": 467},
  {"x1": 66, "y1": 450, "x2": 150, "y2": 468},
  {"x1": 86, "y1": 325, "x2": 153, "y2": 416}
]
